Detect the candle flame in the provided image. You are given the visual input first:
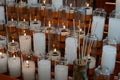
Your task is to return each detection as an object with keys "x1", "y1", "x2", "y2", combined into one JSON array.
[
  {"x1": 26, "y1": 60, "x2": 29, "y2": 68},
  {"x1": 70, "y1": 3, "x2": 72, "y2": 7},
  {"x1": 12, "y1": 40, "x2": 15, "y2": 43},
  {"x1": 11, "y1": 18, "x2": 14, "y2": 21},
  {"x1": 13, "y1": 55, "x2": 16, "y2": 59},
  {"x1": 86, "y1": 2, "x2": 89, "y2": 7},
  {"x1": 23, "y1": 19, "x2": 26, "y2": 22},
  {"x1": 54, "y1": 48, "x2": 56, "y2": 52},
  {"x1": 24, "y1": 33, "x2": 26, "y2": 36},
  {"x1": 48, "y1": 21, "x2": 51, "y2": 27},
  {"x1": 0, "y1": 52, "x2": 2, "y2": 56},
  {"x1": 63, "y1": 25, "x2": 66, "y2": 29},
  {"x1": 43, "y1": 0, "x2": 46, "y2": 4},
  {"x1": 34, "y1": 18, "x2": 37, "y2": 21}
]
